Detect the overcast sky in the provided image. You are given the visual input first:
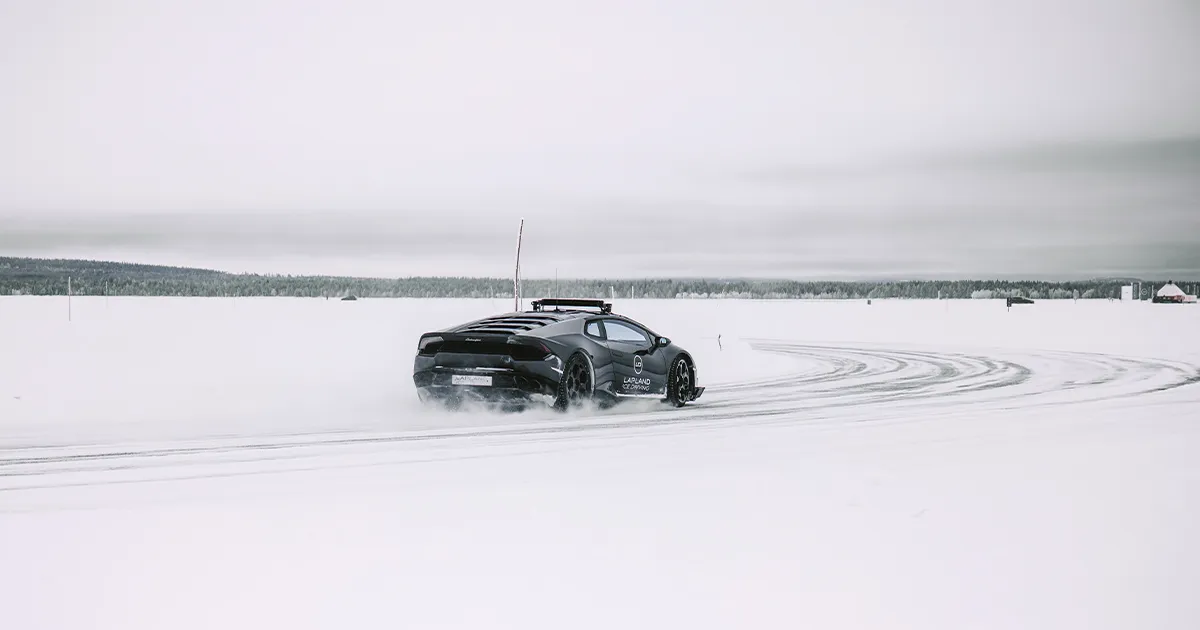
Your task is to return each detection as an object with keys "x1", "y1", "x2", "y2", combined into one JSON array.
[{"x1": 2, "y1": 0, "x2": 1198, "y2": 279}]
